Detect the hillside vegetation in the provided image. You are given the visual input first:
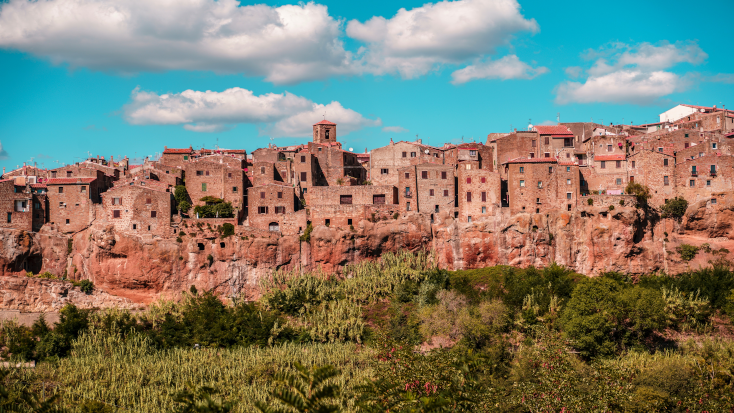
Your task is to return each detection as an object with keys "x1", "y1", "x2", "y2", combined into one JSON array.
[{"x1": 1, "y1": 251, "x2": 734, "y2": 412}]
